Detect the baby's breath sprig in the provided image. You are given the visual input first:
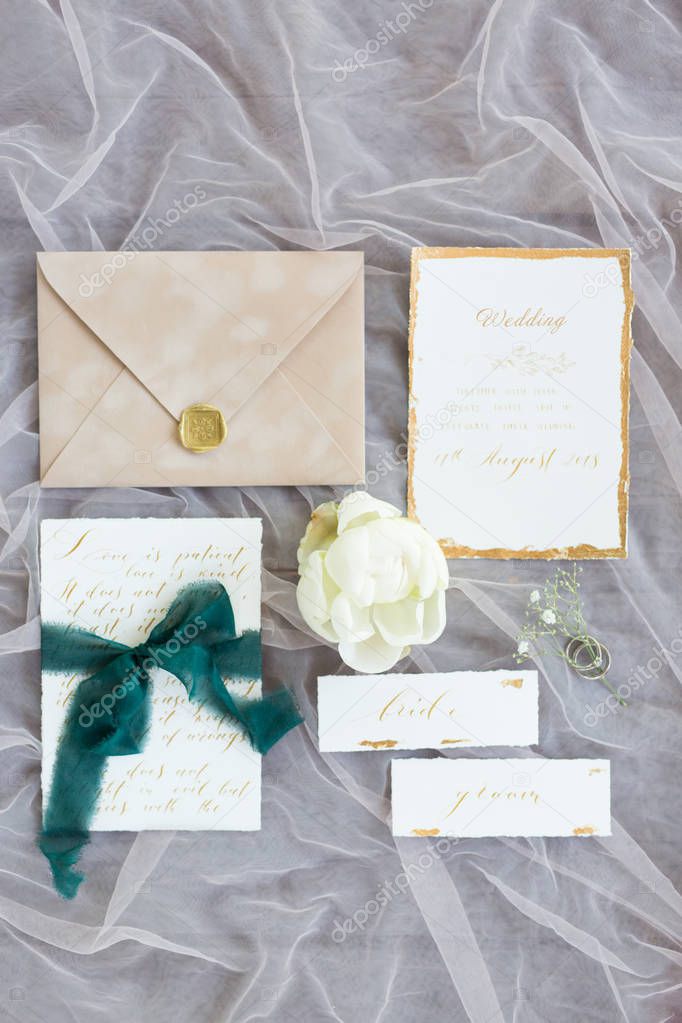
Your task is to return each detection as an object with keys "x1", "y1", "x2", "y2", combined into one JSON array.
[{"x1": 514, "y1": 564, "x2": 625, "y2": 706}]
